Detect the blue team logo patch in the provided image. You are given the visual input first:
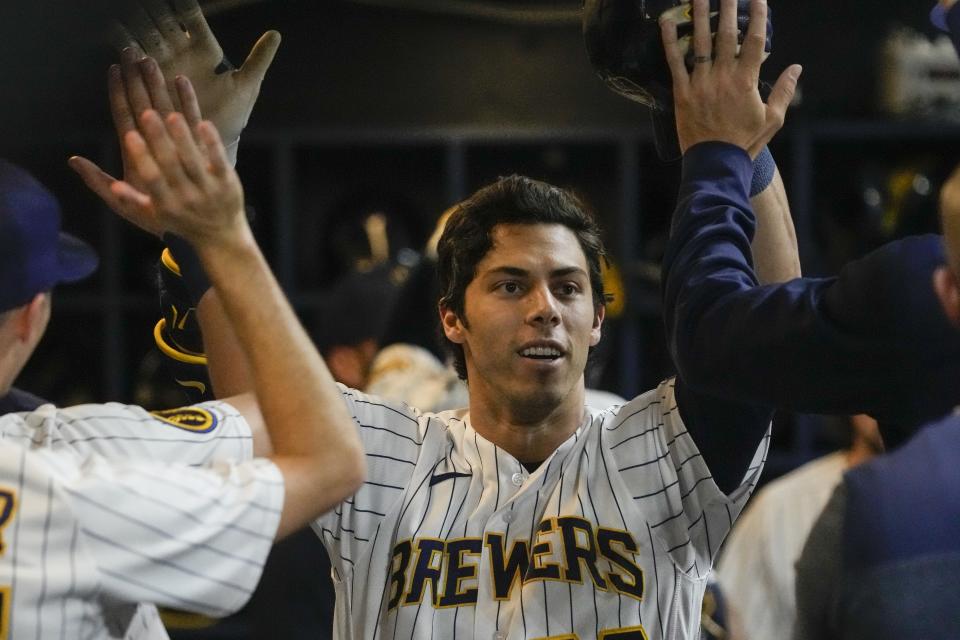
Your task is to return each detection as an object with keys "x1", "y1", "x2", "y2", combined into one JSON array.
[{"x1": 150, "y1": 407, "x2": 218, "y2": 433}]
